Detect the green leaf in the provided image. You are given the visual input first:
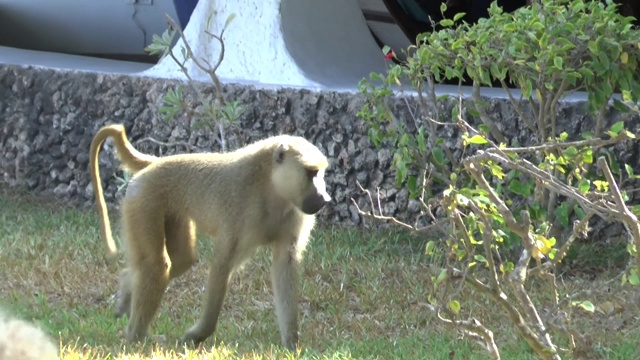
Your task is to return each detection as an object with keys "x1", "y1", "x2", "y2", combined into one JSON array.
[
  {"x1": 449, "y1": 300, "x2": 461, "y2": 315},
  {"x1": 474, "y1": 254, "x2": 488, "y2": 264},
  {"x1": 500, "y1": 261, "x2": 515, "y2": 274},
  {"x1": 508, "y1": 179, "x2": 532, "y2": 196},
  {"x1": 440, "y1": 19, "x2": 454, "y2": 27},
  {"x1": 610, "y1": 121, "x2": 625, "y2": 135},
  {"x1": 629, "y1": 272, "x2": 640, "y2": 285},
  {"x1": 399, "y1": 133, "x2": 411, "y2": 146},
  {"x1": 434, "y1": 268, "x2": 448, "y2": 288},
  {"x1": 453, "y1": 12, "x2": 466, "y2": 22},
  {"x1": 425, "y1": 241, "x2": 436, "y2": 256},
  {"x1": 432, "y1": 147, "x2": 445, "y2": 165},
  {"x1": 468, "y1": 108, "x2": 481, "y2": 118},
  {"x1": 490, "y1": 163, "x2": 505, "y2": 180},
  {"x1": 466, "y1": 134, "x2": 488, "y2": 145},
  {"x1": 407, "y1": 176, "x2": 418, "y2": 198},
  {"x1": 562, "y1": 146, "x2": 578, "y2": 158},
  {"x1": 558, "y1": 132, "x2": 569, "y2": 141},
  {"x1": 593, "y1": 180, "x2": 609, "y2": 192},
  {"x1": 627, "y1": 243, "x2": 637, "y2": 256},
  {"x1": 625, "y1": 164, "x2": 634, "y2": 177},
  {"x1": 224, "y1": 13, "x2": 237, "y2": 30},
  {"x1": 554, "y1": 56, "x2": 563, "y2": 70},
  {"x1": 578, "y1": 179, "x2": 591, "y2": 194},
  {"x1": 572, "y1": 300, "x2": 595, "y2": 313},
  {"x1": 612, "y1": 99, "x2": 630, "y2": 113},
  {"x1": 554, "y1": 202, "x2": 570, "y2": 229},
  {"x1": 417, "y1": 128, "x2": 426, "y2": 155},
  {"x1": 522, "y1": 80, "x2": 533, "y2": 98}
]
